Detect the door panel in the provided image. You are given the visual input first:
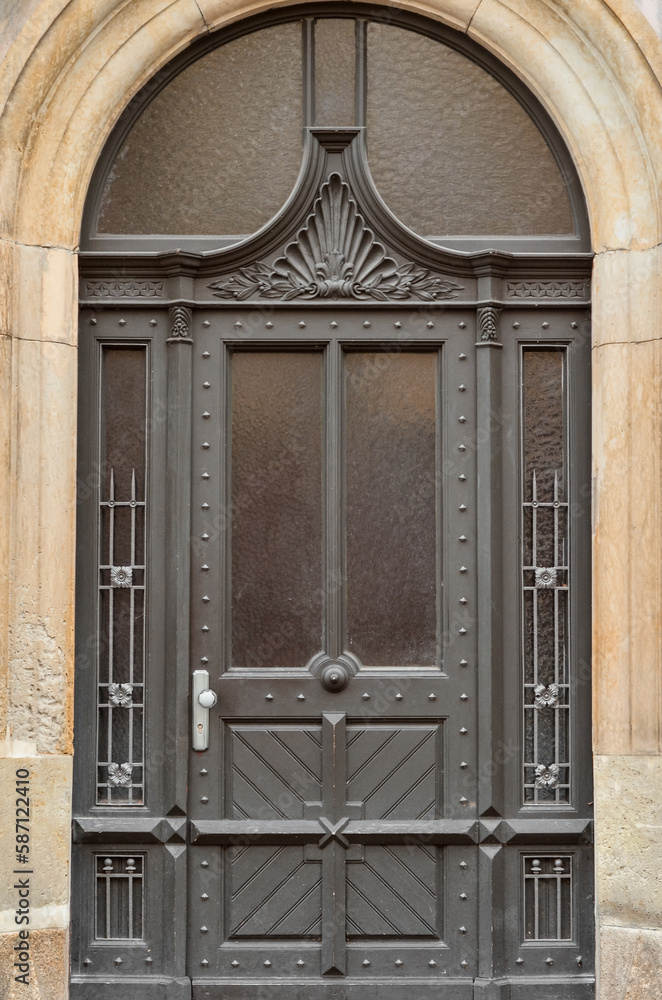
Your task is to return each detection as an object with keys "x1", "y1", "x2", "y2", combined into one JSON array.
[{"x1": 187, "y1": 308, "x2": 477, "y2": 996}]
